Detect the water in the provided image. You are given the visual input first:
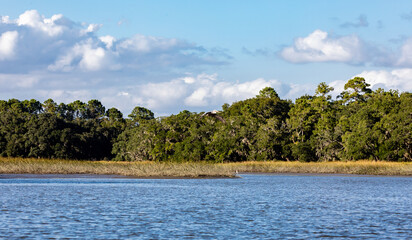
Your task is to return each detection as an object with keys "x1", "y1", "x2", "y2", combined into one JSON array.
[{"x1": 0, "y1": 174, "x2": 411, "y2": 239}]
